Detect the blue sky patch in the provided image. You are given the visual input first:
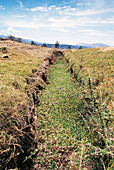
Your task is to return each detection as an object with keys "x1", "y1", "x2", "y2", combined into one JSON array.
[{"x1": 0, "y1": 0, "x2": 114, "y2": 45}]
